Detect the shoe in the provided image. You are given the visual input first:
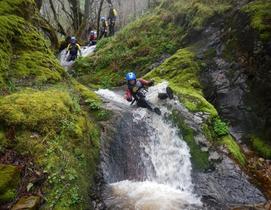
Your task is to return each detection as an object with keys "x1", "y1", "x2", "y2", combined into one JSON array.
[
  {"x1": 154, "y1": 107, "x2": 161, "y2": 115},
  {"x1": 166, "y1": 87, "x2": 174, "y2": 99}
]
